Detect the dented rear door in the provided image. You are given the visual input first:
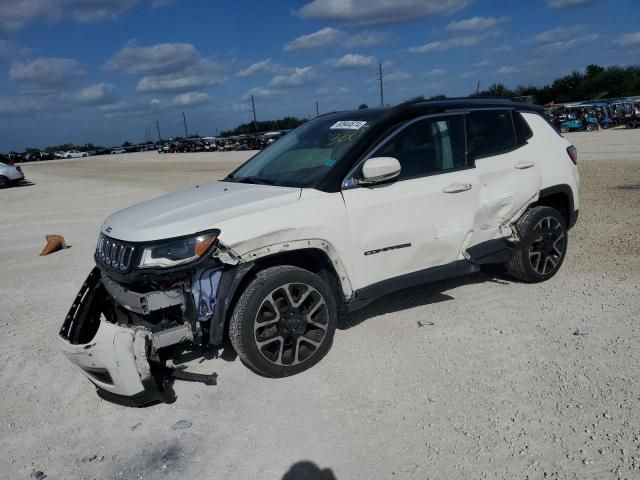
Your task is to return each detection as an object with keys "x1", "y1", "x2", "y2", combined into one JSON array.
[{"x1": 468, "y1": 109, "x2": 541, "y2": 246}]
